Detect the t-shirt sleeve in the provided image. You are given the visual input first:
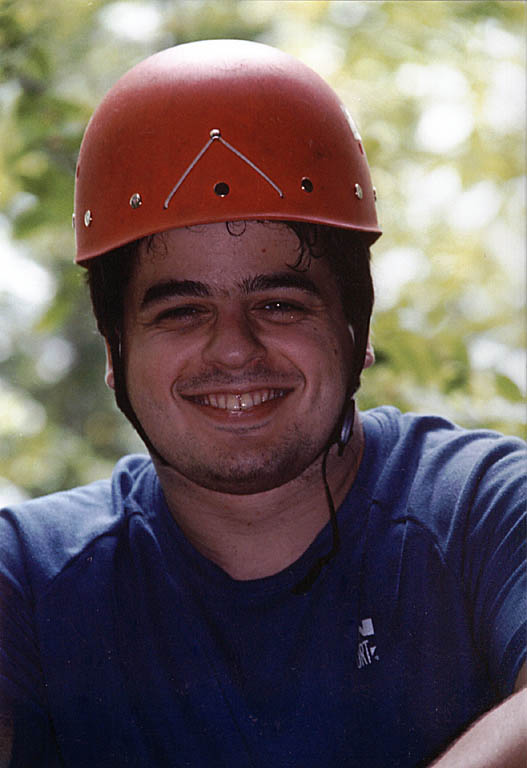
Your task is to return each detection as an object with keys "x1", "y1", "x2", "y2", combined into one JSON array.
[
  {"x1": 461, "y1": 441, "x2": 526, "y2": 697},
  {"x1": 0, "y1": 509, "x2": 58, "y2": 764}
]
